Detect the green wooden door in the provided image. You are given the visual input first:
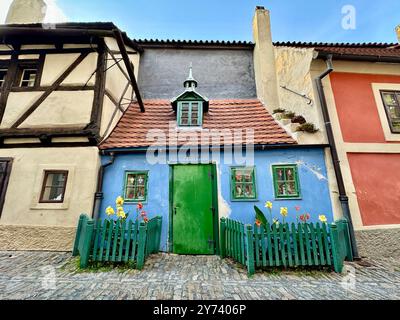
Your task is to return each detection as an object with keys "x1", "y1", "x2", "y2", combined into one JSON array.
[{"x1": 172, "y1": 164, "x2": 215, "y2": 255}]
